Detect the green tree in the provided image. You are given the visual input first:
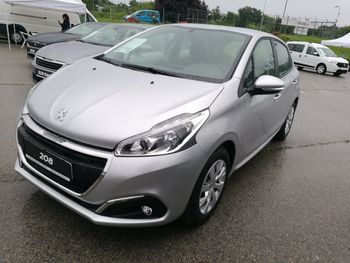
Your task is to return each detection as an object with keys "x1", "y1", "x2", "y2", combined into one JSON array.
[
  {"x1": 208, "y1": 6, "x2": 222, "y2": 22},
  {"x1": 155, "y1": 0, "x2": 208, "y2": 22},
  {"x1": 237, "y1": 6, "x2": 262, "y2": 28}
]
